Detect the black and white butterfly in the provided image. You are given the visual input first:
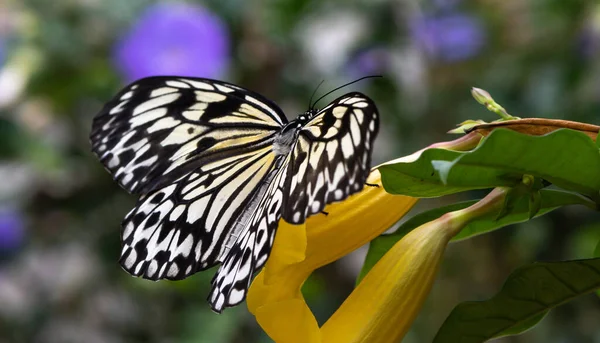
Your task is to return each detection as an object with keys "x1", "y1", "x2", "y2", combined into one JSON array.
[{"x1": 90, "y1": 76, "x2": 379, "y2": 312}]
